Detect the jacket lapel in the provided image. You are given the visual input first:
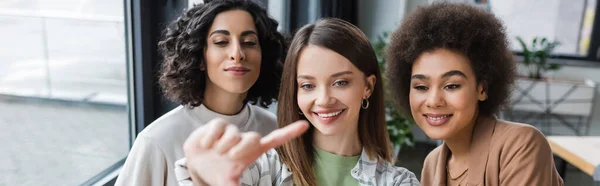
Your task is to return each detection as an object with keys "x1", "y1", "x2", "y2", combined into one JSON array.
[
  {"x1": 466, "y1": 116, "x2": 497, "y2": 186},
  {"x1": 433, "y1": 143, "x2": 450, "y2": 186}
]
